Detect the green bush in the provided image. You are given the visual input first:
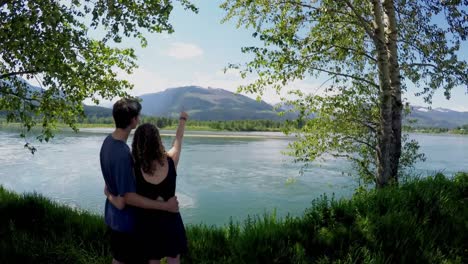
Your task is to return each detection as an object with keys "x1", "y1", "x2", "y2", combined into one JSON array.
[{"x1": 1, "y1": 173, "x2": 467, "y2": 263}]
